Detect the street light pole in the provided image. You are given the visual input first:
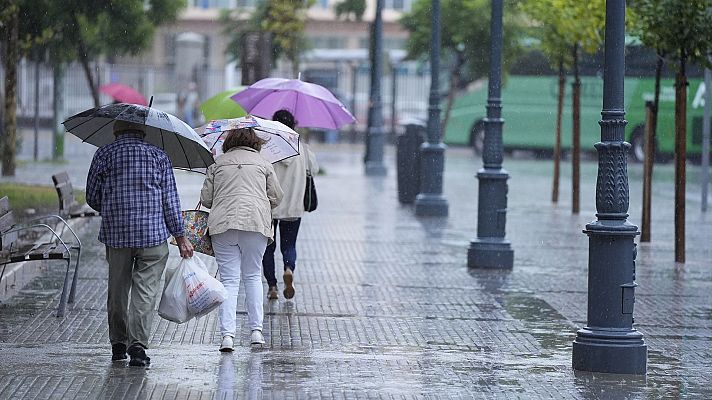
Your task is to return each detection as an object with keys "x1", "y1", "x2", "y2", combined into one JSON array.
[
  {"x1": 467, "y1": 0, "x2": 513, "y2": 268},
  {"x1": 572, "y1": 0, "x2": 647, "y2": 375},
  {"x1": 364, "y1": 0, "x2": 387, "y2": 176},
  {"x1": 414, "y1": 0, "x2": 449, "y2": 217}
]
